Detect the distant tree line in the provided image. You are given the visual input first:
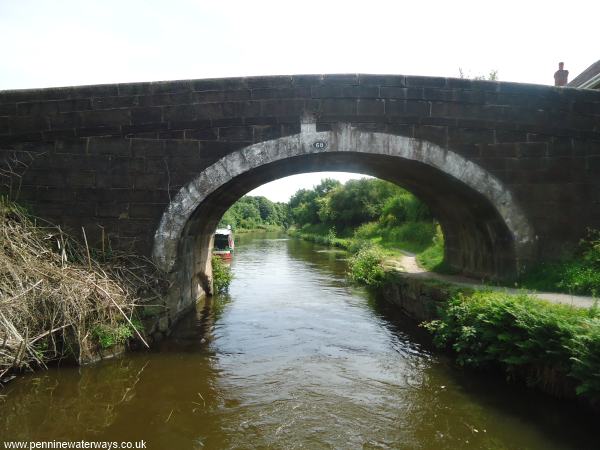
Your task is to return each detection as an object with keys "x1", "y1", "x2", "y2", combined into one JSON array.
[
  {"x1": 288, "y1": 178, "x2": 431, "y2": 231},
  {"x1": 218, "y1": 196, "x2": 289, "y2": 230}
]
